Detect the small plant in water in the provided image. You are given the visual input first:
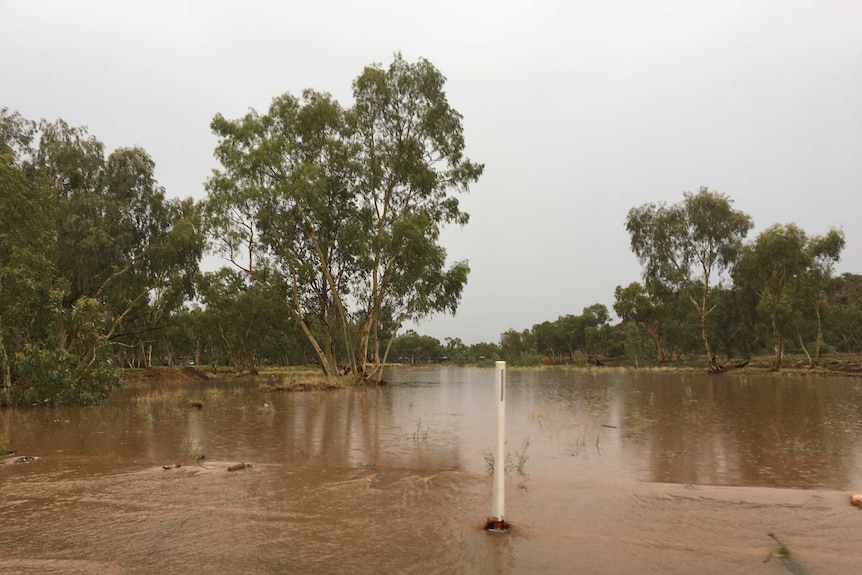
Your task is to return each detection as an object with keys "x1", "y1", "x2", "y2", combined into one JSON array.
[
  {"x1": 768, "y1": 532, "x2": 791, "y2": 557},
  {"x1": 0, "y1": 430, "x2": 9, "y2": 455},
  {"x1": 512, "y1": 436, "x2": 531, "y2": 475},
  {"x1": 180, "y1": 437, "x2": 204, "y2": 462},
  {"x1": 204, "y1": 387, "x2": 225, "y2": 402},
  {"x1": 480, "y1": 436, "x2": 532, "y2": 477},
  {"x1": 409, "y1": 418, "x2": 430, "y2": 443}
]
